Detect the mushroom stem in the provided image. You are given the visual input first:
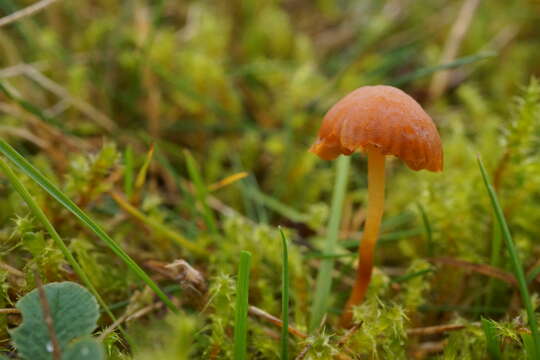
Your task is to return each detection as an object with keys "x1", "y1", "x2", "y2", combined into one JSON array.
[{"x1": 341, "y1": 146, "x2": 386, "y2": 327}]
